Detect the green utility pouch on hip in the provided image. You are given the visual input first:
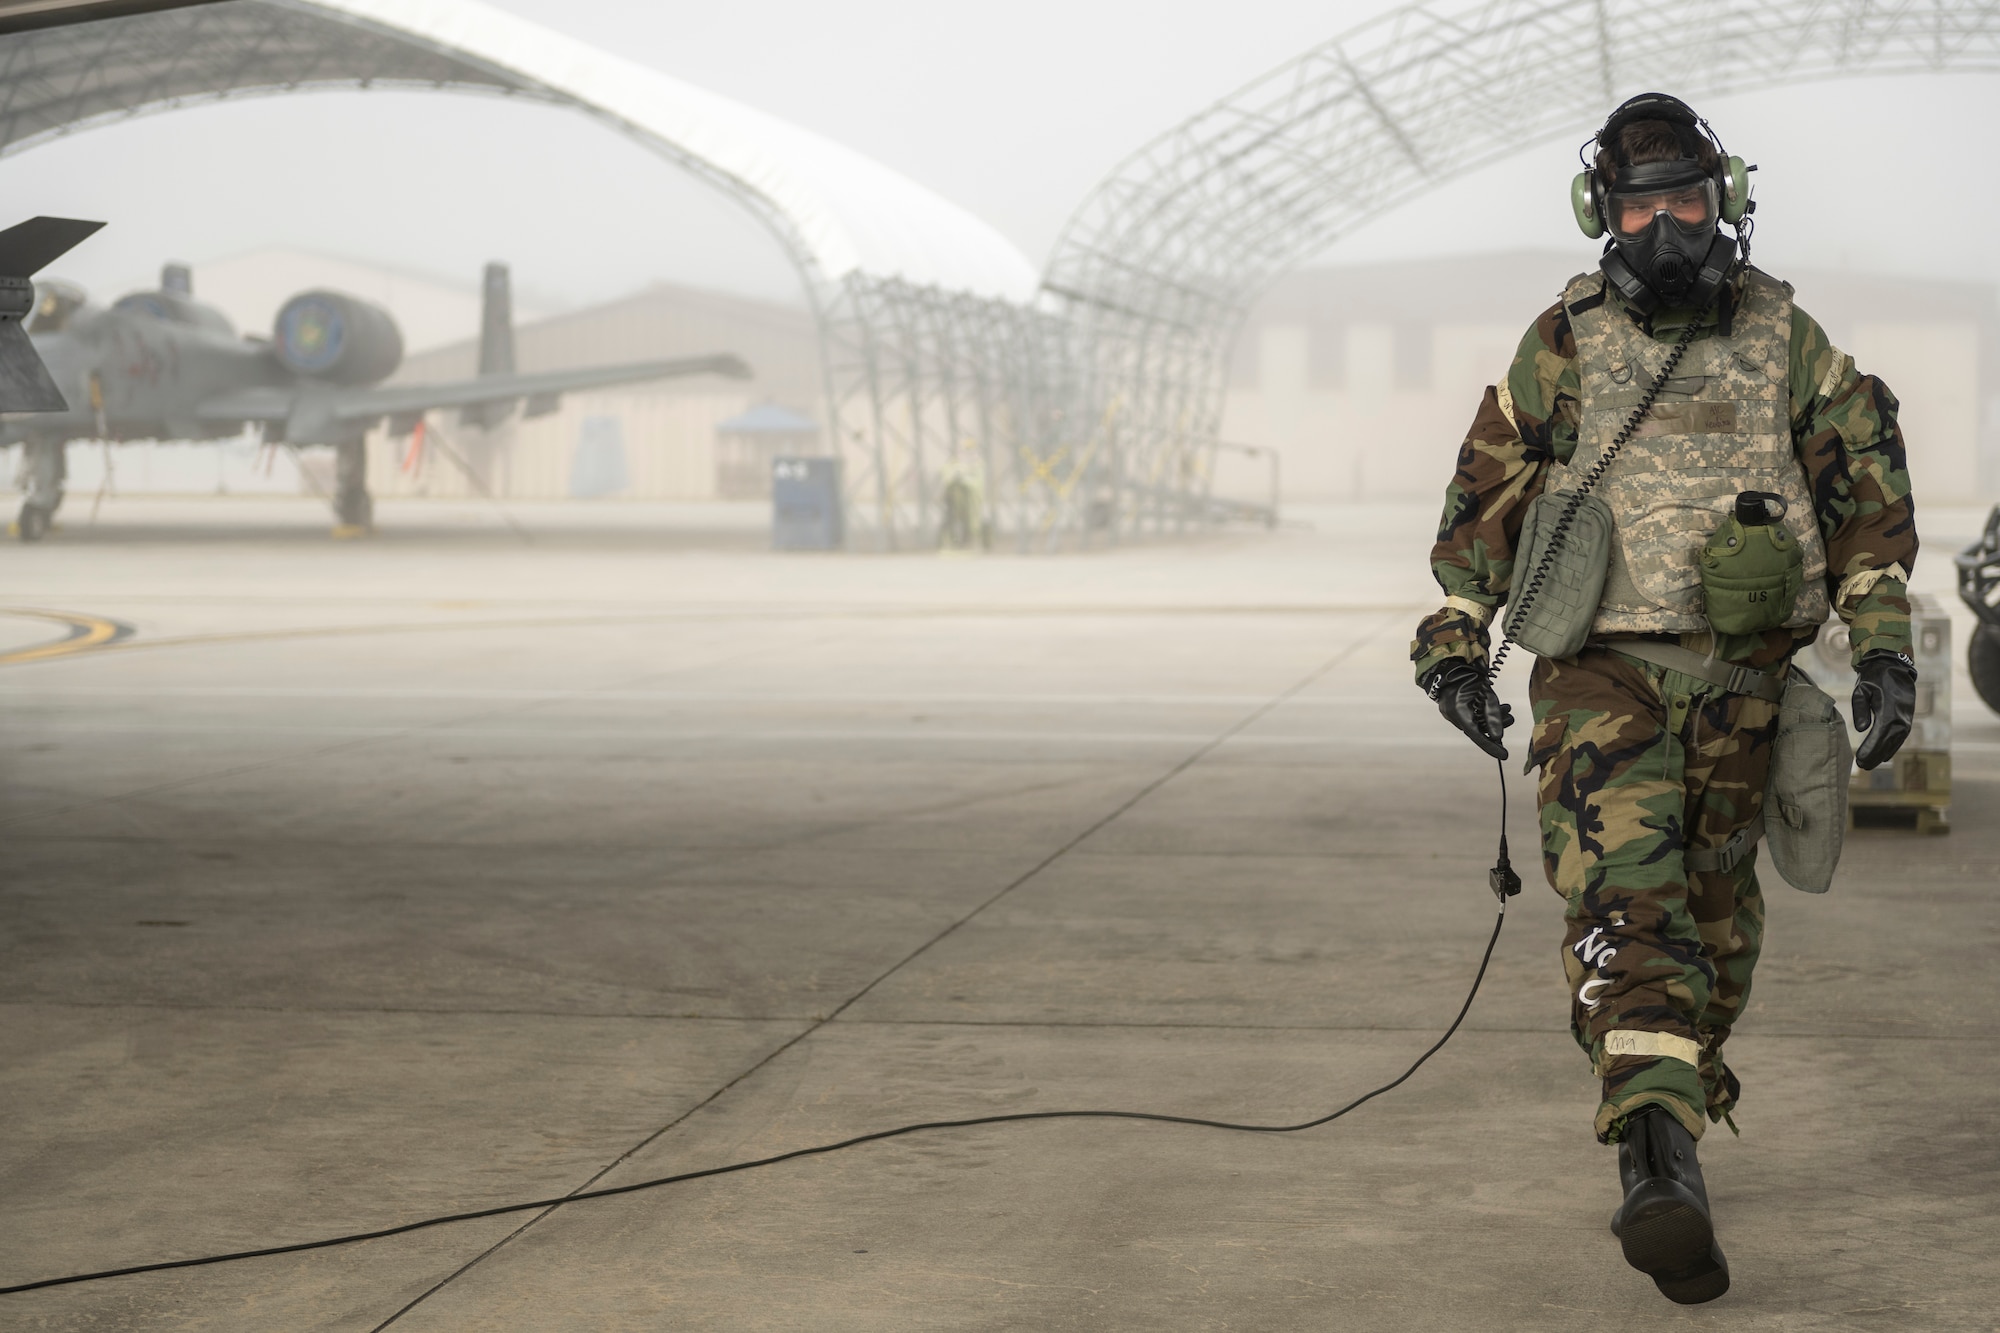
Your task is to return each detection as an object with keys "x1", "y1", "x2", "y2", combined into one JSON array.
[
  {"x1": 1502, "y1": 490, "x2": 1614, "y2": 659},
  {"x1": 1700, "y1": 492, "x2": 1804, "y2": 635},
  {"x1": 1765, "y1": 665, "x2": 1851, "y2": 894}
]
